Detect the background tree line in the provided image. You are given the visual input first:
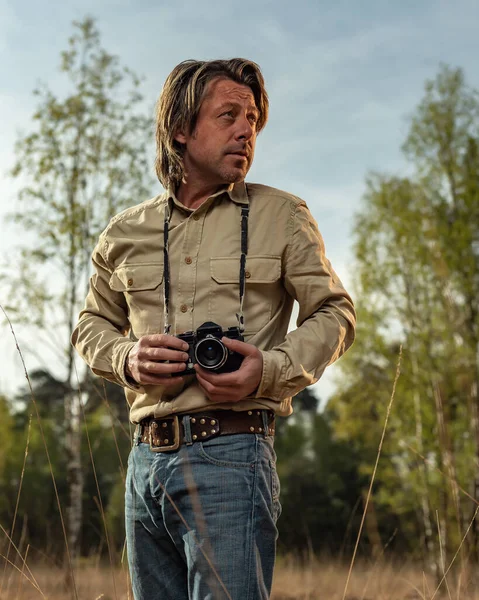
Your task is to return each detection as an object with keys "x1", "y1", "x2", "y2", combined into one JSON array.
[{"x1": 1, "y1": 17, "x2": 478, "y2": 580}]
